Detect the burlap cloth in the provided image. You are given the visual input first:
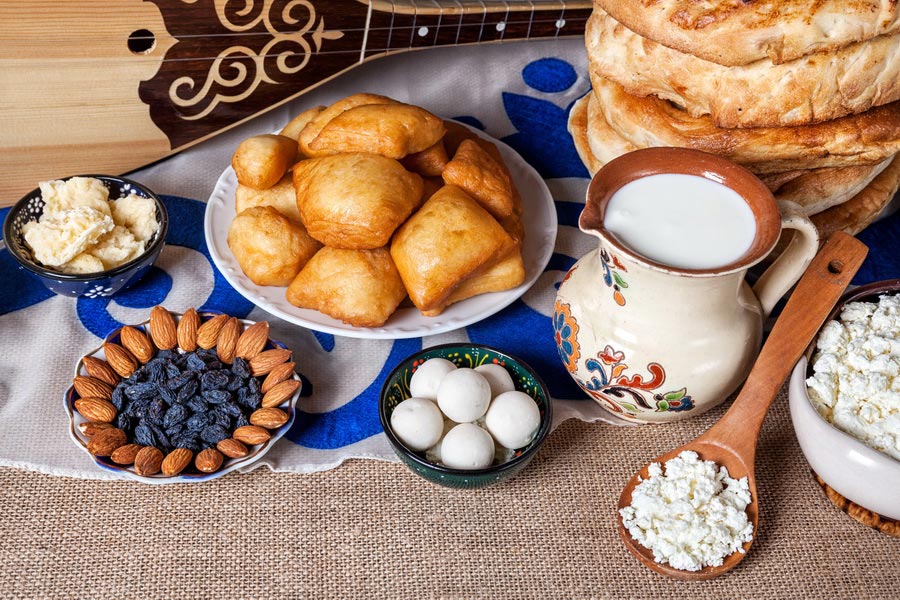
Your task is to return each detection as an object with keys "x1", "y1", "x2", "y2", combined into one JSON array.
[{"x1": 1, "y1": 386, "x2": 896, "y2": 600}]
